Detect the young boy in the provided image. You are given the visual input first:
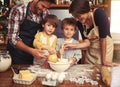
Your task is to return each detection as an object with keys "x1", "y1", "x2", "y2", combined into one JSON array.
[
  {"x1": 33, "y1": 14, "x2": 59, "y2": 66},
  {"x1": 56, "y1": 18, "x2": 82, "y2": 66}
]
